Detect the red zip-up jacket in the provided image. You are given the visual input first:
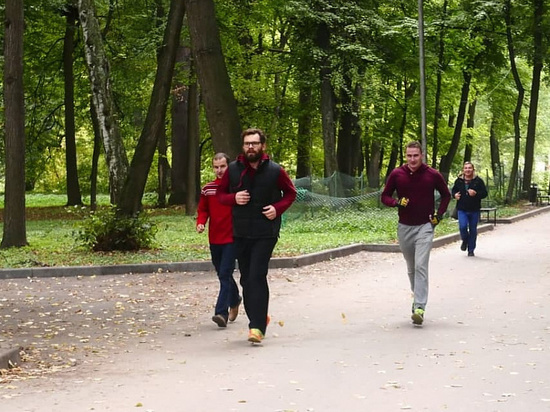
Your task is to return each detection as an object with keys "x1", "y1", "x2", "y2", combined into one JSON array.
[{"x1": 196, "y1": 178, "x2": 233, "y2": 245}]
